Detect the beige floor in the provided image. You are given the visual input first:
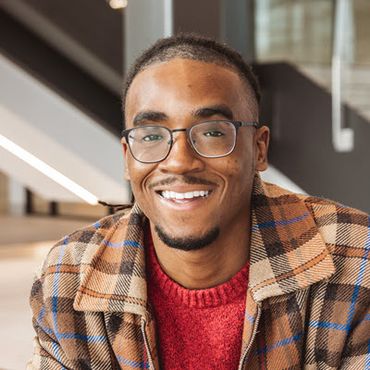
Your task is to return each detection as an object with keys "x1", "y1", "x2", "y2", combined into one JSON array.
[{"x1": 0, "y1": 216, "x2": 90, "y2": 370}]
